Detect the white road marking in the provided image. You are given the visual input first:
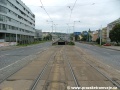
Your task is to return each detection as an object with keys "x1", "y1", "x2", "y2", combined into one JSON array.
[
  {"x1": 0, "y1": 47, "x2": 49, "y2": 71},
  {"x1": 0, "y1": 54, "x2": 10, "y2": 58},
  {"x1": 0, "y1": 55, "x2": 30, "y2": 71}
]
